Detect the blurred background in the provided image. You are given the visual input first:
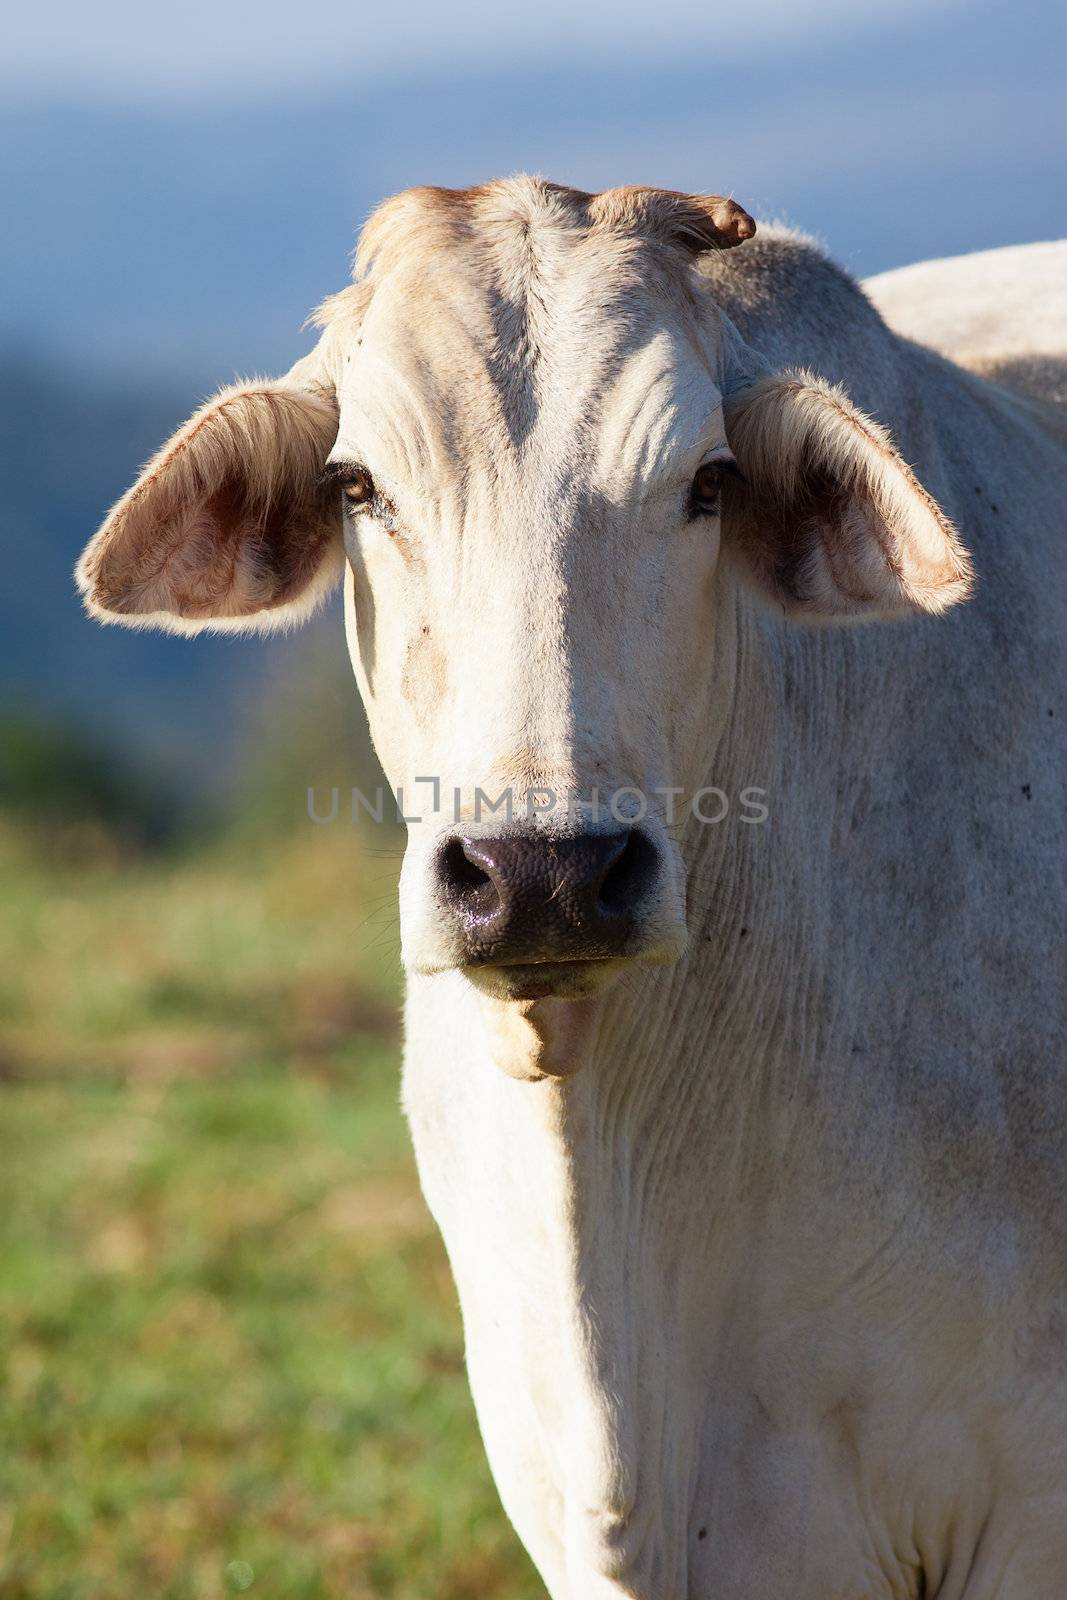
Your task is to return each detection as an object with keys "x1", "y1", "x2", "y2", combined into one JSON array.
[{"x1": 1, "y1": 1, "x2": 1065, "y2": 1594}]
